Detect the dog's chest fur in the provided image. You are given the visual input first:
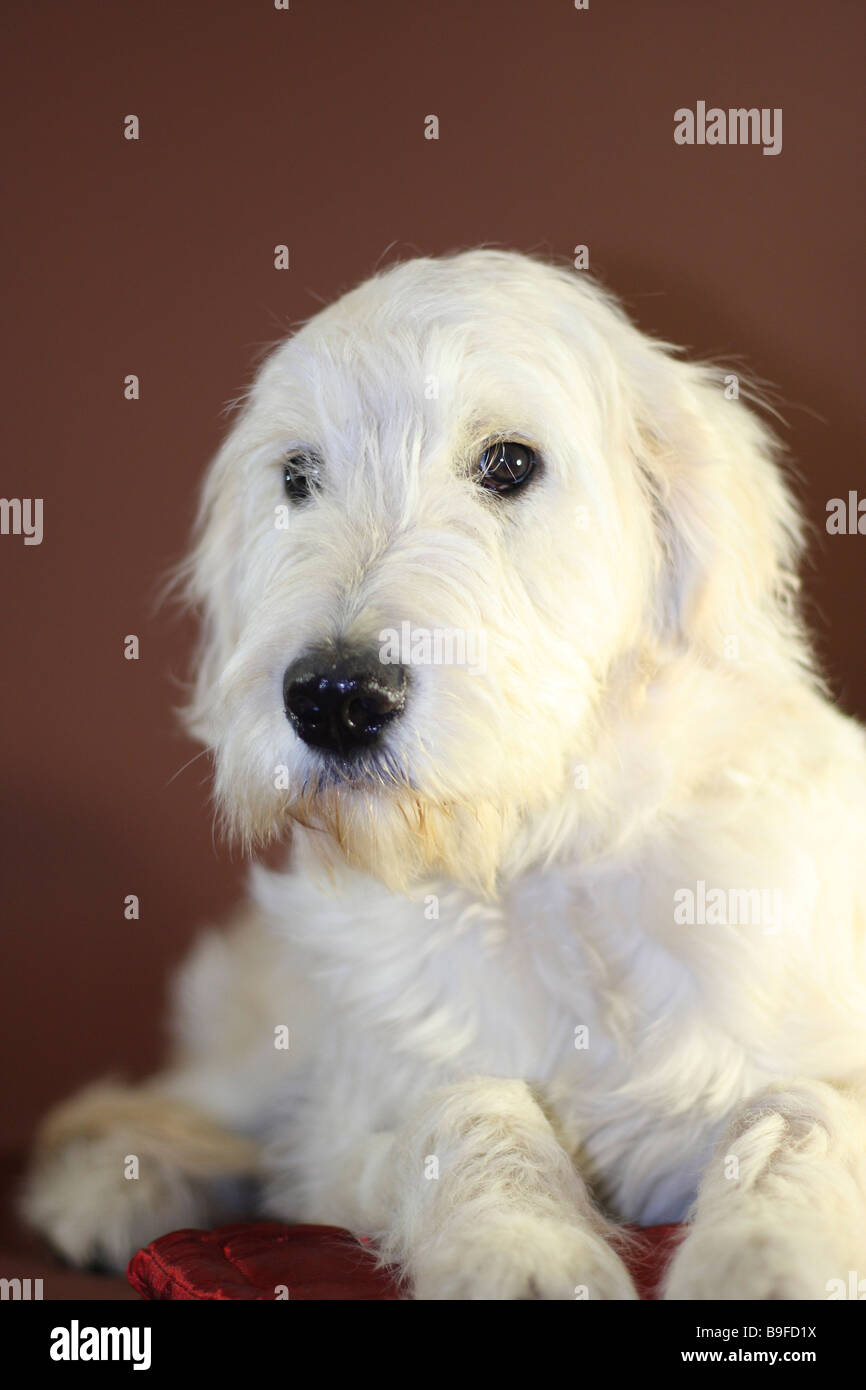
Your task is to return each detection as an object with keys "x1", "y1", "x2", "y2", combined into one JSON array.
[{"x1": 255, "y1": 857, "x2": 781, "y2": 1223}]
